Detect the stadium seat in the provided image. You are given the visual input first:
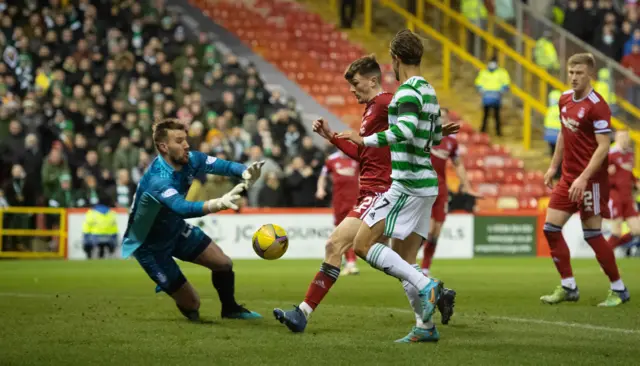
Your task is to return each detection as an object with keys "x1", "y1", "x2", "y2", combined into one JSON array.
[{"x1": 497, "y1": 196, "x2": 519, "y2": 210}]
